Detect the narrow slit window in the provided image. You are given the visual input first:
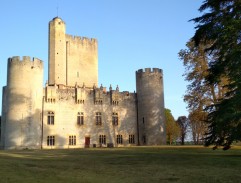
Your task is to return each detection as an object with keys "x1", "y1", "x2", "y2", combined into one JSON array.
[{"x1": 96, "y1": 112, "x2": 102, "y2": 125}]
